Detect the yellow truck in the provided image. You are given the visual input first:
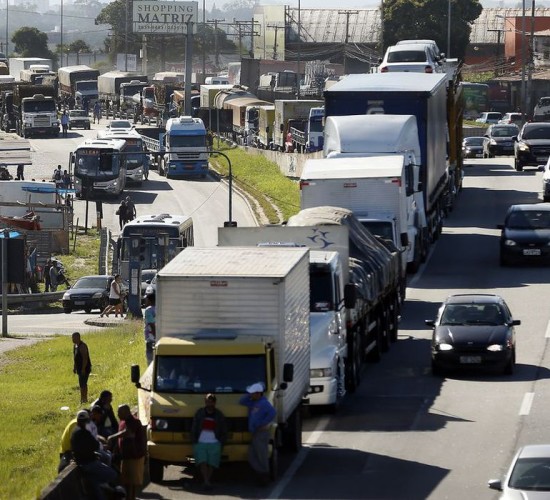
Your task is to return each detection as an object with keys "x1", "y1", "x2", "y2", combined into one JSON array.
[{"x1": 131, "y1": 246, "x2": 310, "y2": 482}]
